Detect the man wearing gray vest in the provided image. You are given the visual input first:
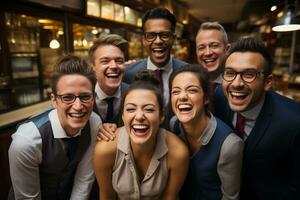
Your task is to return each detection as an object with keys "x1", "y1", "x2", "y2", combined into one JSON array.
[{"x1": 8, "y1": 55, "x2": 101, "y2": 200}]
